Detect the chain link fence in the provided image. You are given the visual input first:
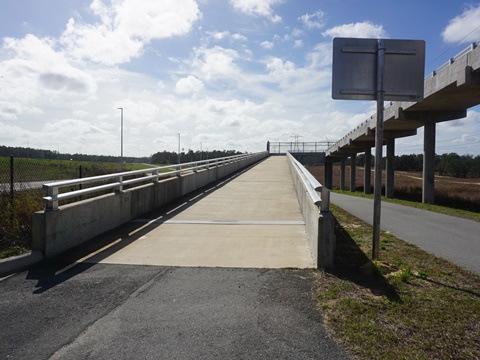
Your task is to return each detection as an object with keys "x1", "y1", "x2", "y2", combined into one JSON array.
[{"x1": 0, "y1": 156, "x2": 131, "y2": 257}]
